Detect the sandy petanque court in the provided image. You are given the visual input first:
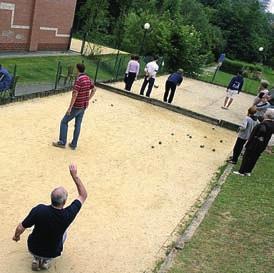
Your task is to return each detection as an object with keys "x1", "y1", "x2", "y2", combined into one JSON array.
[
  {"x1": 110, "y1": 75, "x2": 255, "y2": 126},
  {"x1": 0, "y1": 88, "x2": 235, "y2": 273}
]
